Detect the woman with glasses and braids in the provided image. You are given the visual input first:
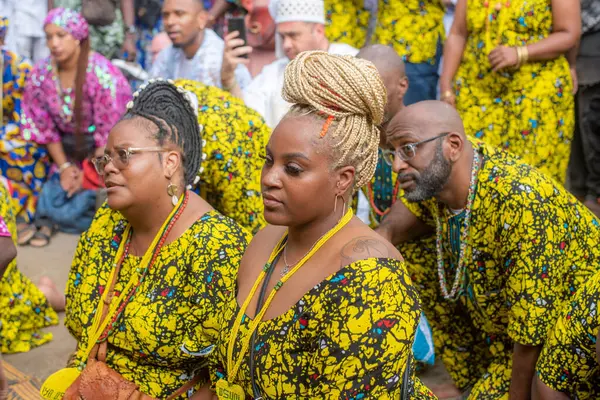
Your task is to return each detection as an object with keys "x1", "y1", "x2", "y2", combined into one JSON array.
[
  {"x1": 43, "y1": 80, "x2": 251, "y2": 399},
  {"x1": 205, "y1": 51, "x2": 435, "y2": 399}
]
